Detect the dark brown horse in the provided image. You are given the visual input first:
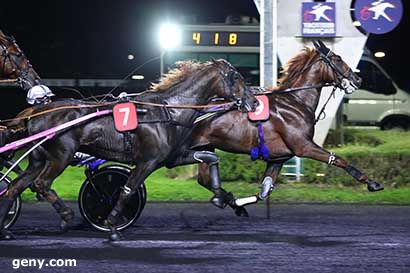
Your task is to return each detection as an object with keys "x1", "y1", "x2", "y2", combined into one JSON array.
[
  {"x1": 190, "y1": 41, "x2": 382, "y2": 216},
  {"x1": 0, "y1": 30, "x2": 41, "y2": 91},
  {"x1": 0, "y1": 59, "x2": 257, "y2": 240}
]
